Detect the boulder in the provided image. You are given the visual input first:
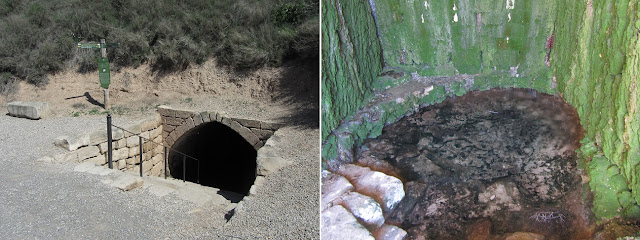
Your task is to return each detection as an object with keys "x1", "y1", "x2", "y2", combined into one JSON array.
[
  {"x1": 375, "y1": 225, "x2": 407, "y2": 240},
  {"x1": 321, "y1": 205, "x2": 374, "y2": 240},
  {"x1": 8, "y1": 101, "x2": 50, "y2": 119},
  {"x1": 336, "y1": 192, "x2": 385, "y2": 230},
  {"x1": 321, "y1": 173, "x2": 354, "y2": 211}
]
